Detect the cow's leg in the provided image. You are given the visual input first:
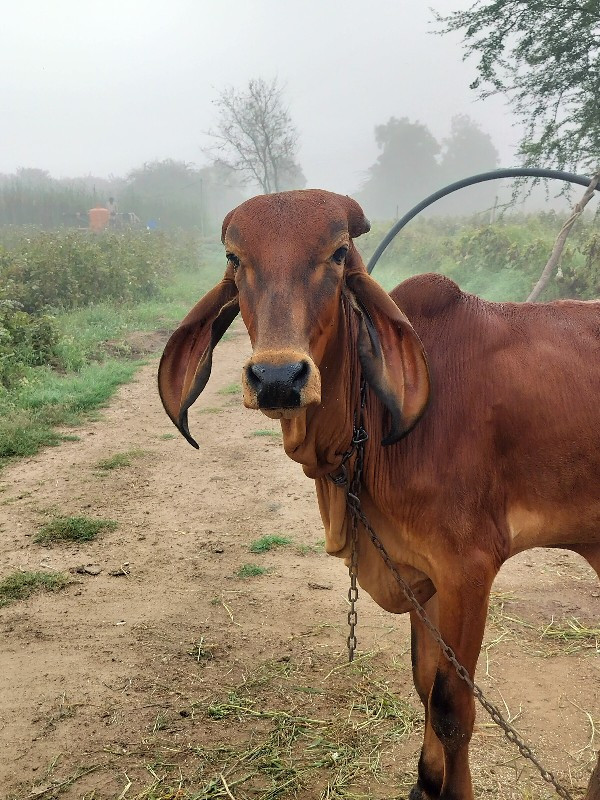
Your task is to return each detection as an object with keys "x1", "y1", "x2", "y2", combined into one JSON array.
[
  {"x1": 427, "y1": 564, "x2": 495, "y2": 800},
  {"x1": 409, "y1": 594, "x2": 444, "y2": 800},
  {"x1": 570, "y1": 544, "x2": 600, "y2": 800}
]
